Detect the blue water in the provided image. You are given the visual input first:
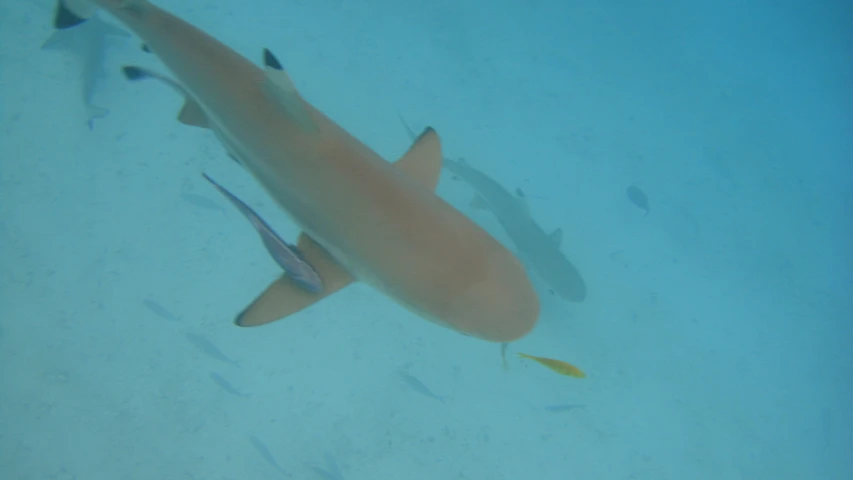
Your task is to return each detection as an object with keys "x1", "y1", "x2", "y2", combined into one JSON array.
[{"x1": 1, "y1": 0, "x2": 851, "y2": 478}]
